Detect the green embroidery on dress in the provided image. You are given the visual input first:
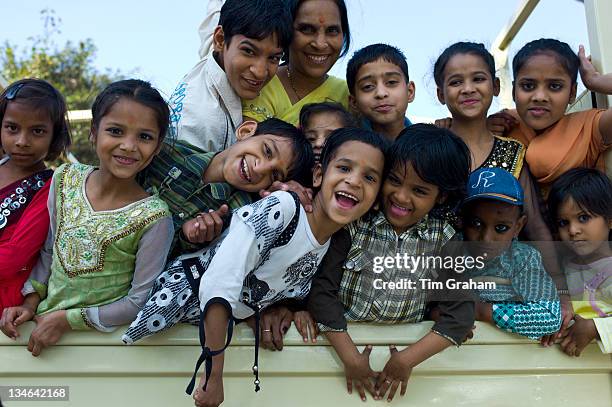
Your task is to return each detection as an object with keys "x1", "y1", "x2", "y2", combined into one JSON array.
[
  {"x1": 246, "y1": 103, "x2": 273, "y2": 120},
  {"x1": 54, "y1": 163, "x2": 169, "y2": 277}
]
